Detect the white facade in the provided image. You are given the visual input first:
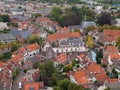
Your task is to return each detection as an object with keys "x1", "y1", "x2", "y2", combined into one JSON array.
[
  {"x1": 53, "y1": 46, "x2": 87, "y2": 53},
  {"x1": 0, "y1": 22, "x2": 8, "y2": 30}
]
